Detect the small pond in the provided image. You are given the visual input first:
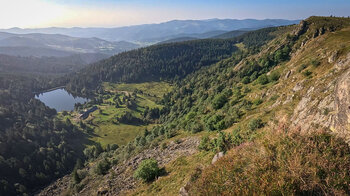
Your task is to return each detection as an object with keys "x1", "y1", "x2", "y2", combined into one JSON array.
[{"x1": 36, "y1": 88, "x2": 88, "y2": 112}]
